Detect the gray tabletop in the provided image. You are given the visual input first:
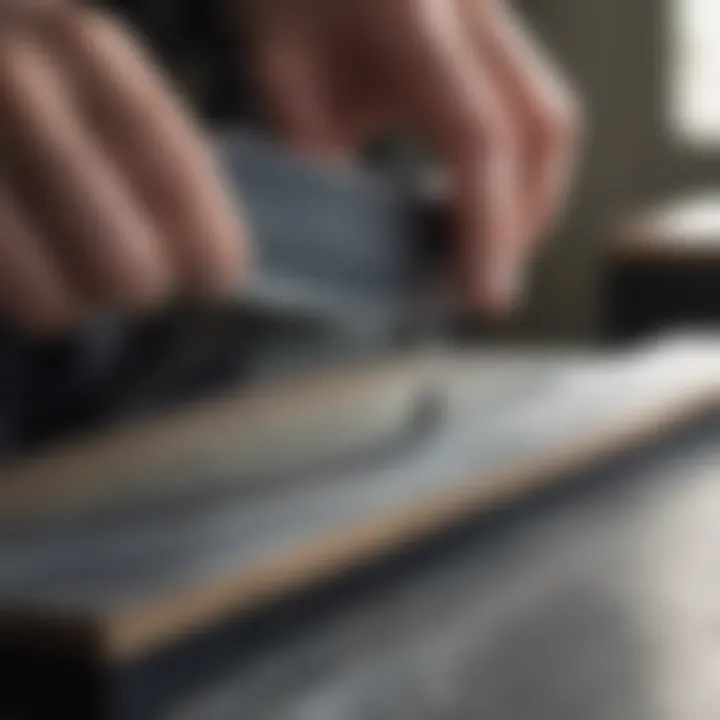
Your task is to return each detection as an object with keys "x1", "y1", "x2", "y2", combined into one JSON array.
[
  {"x1": 2, "y1": 338, "x2": 717, "y2": 620},
  {"x1": 4, "y1": 337, "x2": 720, "y2": 720},
  {"x1": 169, "y1": 398, "x2": 720, "y2": 720}
]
